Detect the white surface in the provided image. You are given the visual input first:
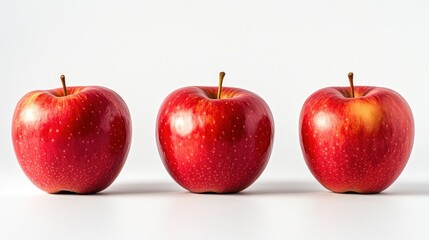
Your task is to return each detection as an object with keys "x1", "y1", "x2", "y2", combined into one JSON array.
[
  {"x1": 1, "y1": 1, "x2": 429, "y2": 239},
  {"x1": 2, "y1": 179, "x2": 429, "y2": 240}
]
